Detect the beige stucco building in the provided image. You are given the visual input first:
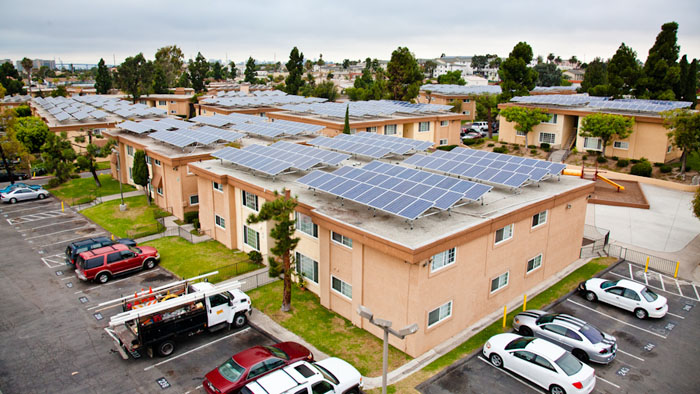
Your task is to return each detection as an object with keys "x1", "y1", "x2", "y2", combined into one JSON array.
[
  {"x1": 131, "y1": 91, "x2": 193, "y2": 118},
  {"x1": 418, "y1": 84, "x2": 502, "y2": 121}
]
